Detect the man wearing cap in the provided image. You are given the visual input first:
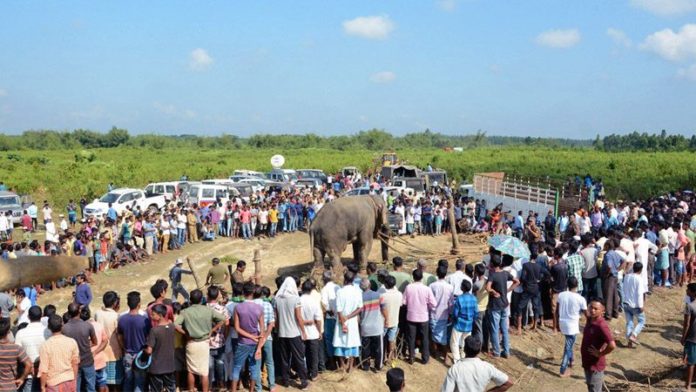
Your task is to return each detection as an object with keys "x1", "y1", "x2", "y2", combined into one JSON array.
[{"x1": 170, "y1": 259, "x2": 193, "y2": 302}]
